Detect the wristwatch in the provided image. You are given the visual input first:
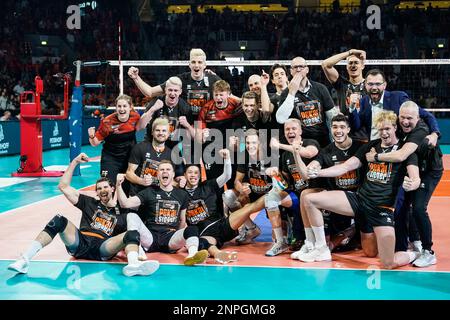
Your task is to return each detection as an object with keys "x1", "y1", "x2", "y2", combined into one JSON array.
[{"x1": 374, "y1": 153, "x2": 379, "y2": 162}]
